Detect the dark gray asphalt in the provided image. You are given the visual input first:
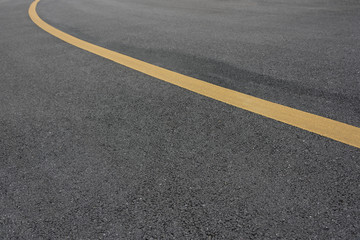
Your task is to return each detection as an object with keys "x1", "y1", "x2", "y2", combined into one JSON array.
[{"x1": 1, "y1": 0, "x2": 360, "y2": 239}]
